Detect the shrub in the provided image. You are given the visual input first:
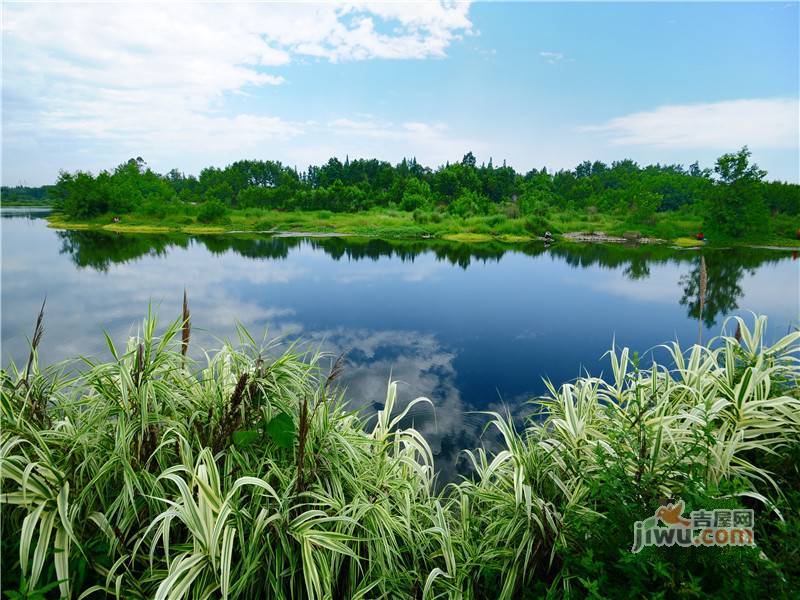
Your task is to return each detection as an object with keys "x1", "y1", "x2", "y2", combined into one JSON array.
[
  {"x1": 523, "y1": 213, "x2": 551, "y2": 234},
  {"x1": 503, "y1": 202, "x2": 520, "y2": 219},
  {"x1": 412, "y1": 208, "x2": 430, "y2": 224},
  {"x1": 254, "y1": 219, "x2": 274, "y2": 230},
  {"x1": 485, "y1": 214, "x2": 505, "y2": 227},
  {"x1": 197, "y1": 199, "x2": 228, "y2": 223},
  {"x1": 139, "y1": 199, "x2": 166, "y2": 219},
  {"x1": 449, "y1": 190, "x2": 490, "y2": 217}
]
